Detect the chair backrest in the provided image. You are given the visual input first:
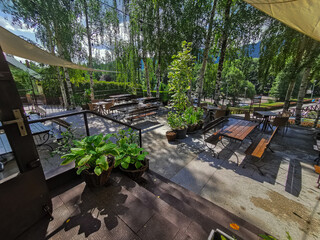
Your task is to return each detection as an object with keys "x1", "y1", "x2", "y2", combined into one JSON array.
[
  {"x1": 203, "y1": 117, "x2": 225, "y2": 134},
  {"x1": 200, "y1": 102, "x2": 208, "y2": 108},
  {"x1": 104, "y1": 102, "x2": 114, "y2": 111},
  {"x1": 220, "y1": 105, "x2": 227, "y2": 110},
  {"x1": 88, "y1": 103, "x2": 95, "y2": 111},
  {"x1": 244, "y1": 111, "x2": 250, "y2": 121},
  {"x1": 281, "y1": 111, "x2": 291, "y2": 117},
  {"x1": 267, "y1": 127, "x2": 278, "y2": 145},
  {"x1": 214, "y1": 109, "x2": 227, "y2": 119},
  {"x1": 272, "y1": 116, "x2": 289, "y2": 127}
]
